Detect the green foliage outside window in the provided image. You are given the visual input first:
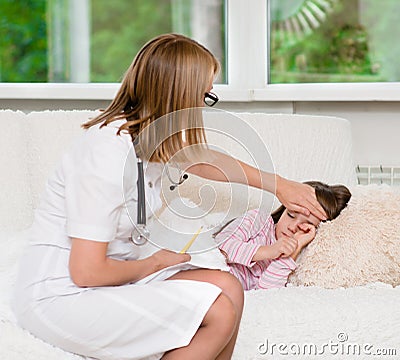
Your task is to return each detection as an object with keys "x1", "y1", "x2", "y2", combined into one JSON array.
[
  {"x1": 270, "y1": 0, "x2": 399, "y2": 83},
  {"x1": 0, "y1": 0, "x2": 173, "y2": 82},
  {"x1": 90, "y1": 0, "x2": 172, "y2": 82},
  {"x1": 1, "y1": 0, "x2": 399, "y2": 84},
  {"x1": 0, "y1": 0, "x2": 48, "y2": 82}
]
